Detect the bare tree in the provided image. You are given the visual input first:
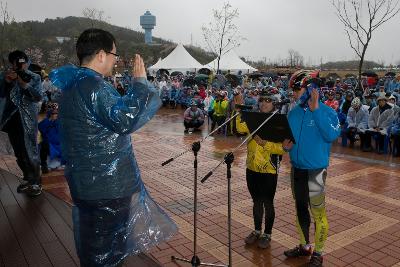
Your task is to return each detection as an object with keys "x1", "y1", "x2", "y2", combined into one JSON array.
[
  {"x1": 82, "y1": 7, "x2": 110, "y2": 28},
  {"x1": 48, "y1": 48, "x2": 66, "y2": 67},
  {"x1": 287, "y1": 49, "x2": 304, "y2": 68},
  {"x1": 0, "y1": 1, "x2": 14, "y2": 68},
  {"x1": 202, "y1": 2, "x2": 245, "y2": 73},
  {"x1": 331, "y1": 0, "x2": 400, "y2": 88},
  {"x1": 25, "y1": 46, "x2": 44, "y2": 67}
]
